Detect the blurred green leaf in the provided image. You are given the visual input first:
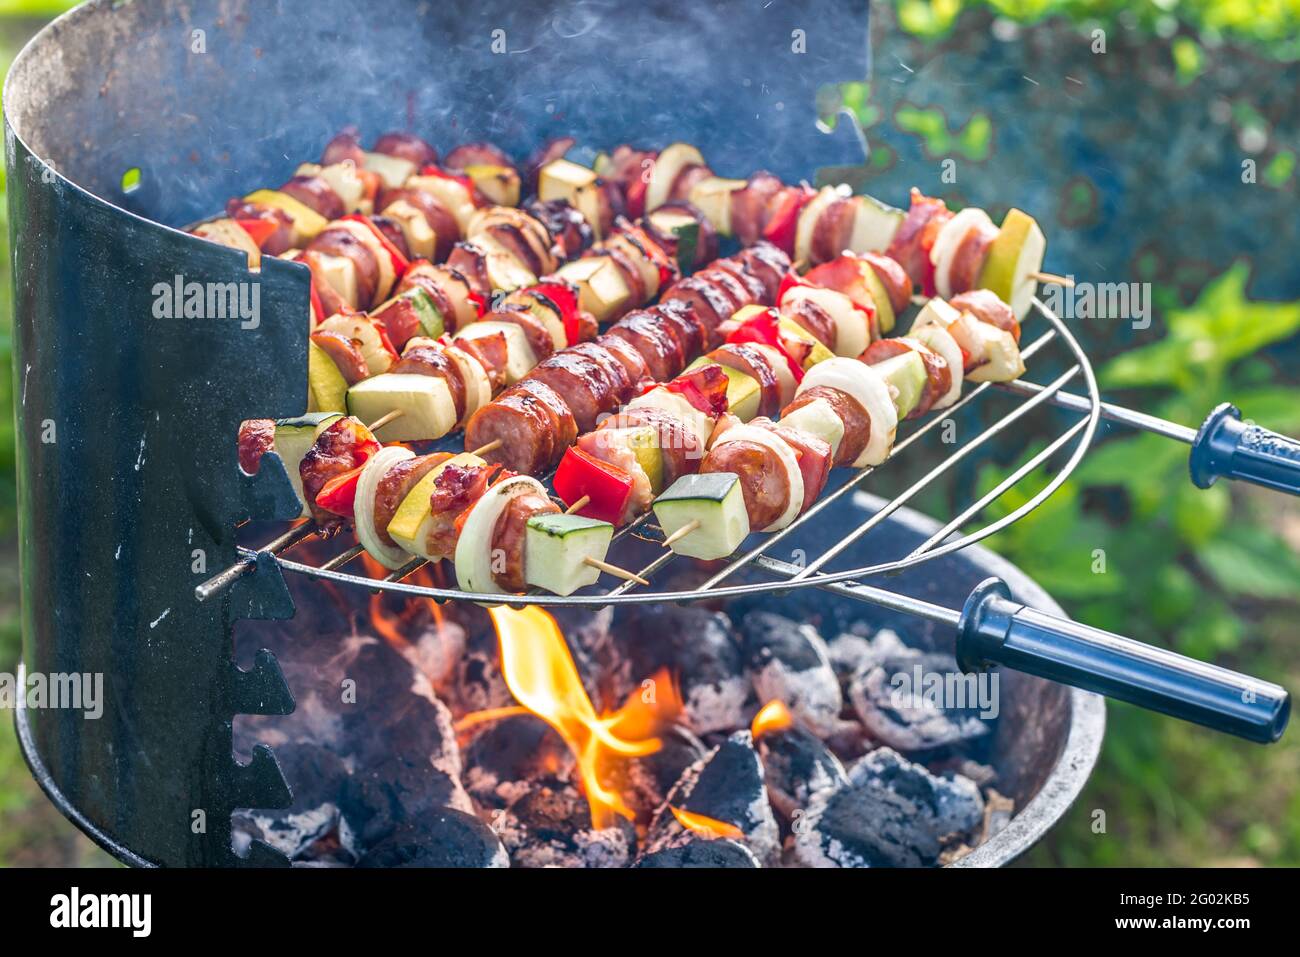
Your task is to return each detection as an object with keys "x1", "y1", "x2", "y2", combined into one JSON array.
[
  {"x1": 1198, "y1": 525, "x2": 1300, "y2": 600},
  {"x1": 1100, "y1": 262, "x2": 1300, "y2": 390}
]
